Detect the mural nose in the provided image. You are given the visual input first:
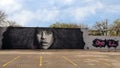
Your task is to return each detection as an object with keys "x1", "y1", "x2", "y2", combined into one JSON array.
[
  {"x1": 42, "y1": 32, "x2": 46, "y2": 38},
  {"x1": 41, "y1": 31, "x2": 46, "y2": 41},
  {"x1": 41, "y1": 37, "x2": 45, "y2": 40}
]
